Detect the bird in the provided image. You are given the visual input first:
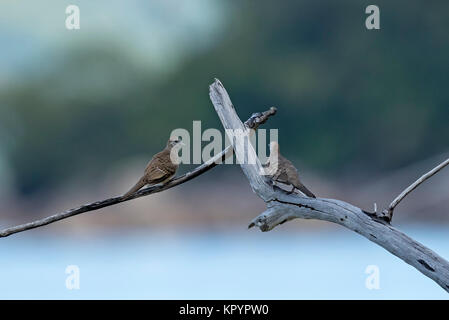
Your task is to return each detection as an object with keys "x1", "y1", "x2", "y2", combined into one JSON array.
[
  {"x1": 122, "y1": 137, "x2": 183, "y2": 199},
  {"x1": 263, "y1": 141, "x2": 316, "y2": 198}
]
